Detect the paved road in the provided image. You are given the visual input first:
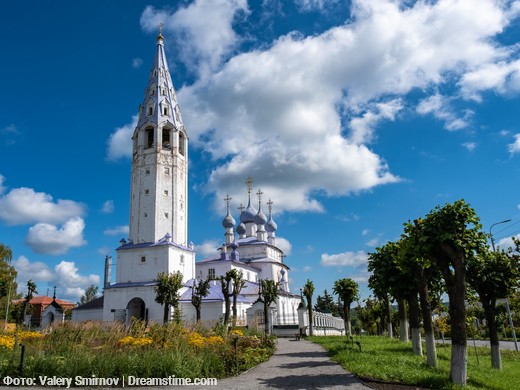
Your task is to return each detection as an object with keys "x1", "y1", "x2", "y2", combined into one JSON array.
[
  {"x1": 437, "y1": 338, "x2": 519, "y2": 351},
  {"x1": 175, "y1": 337, "x2": 371, "y2": 390}
]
